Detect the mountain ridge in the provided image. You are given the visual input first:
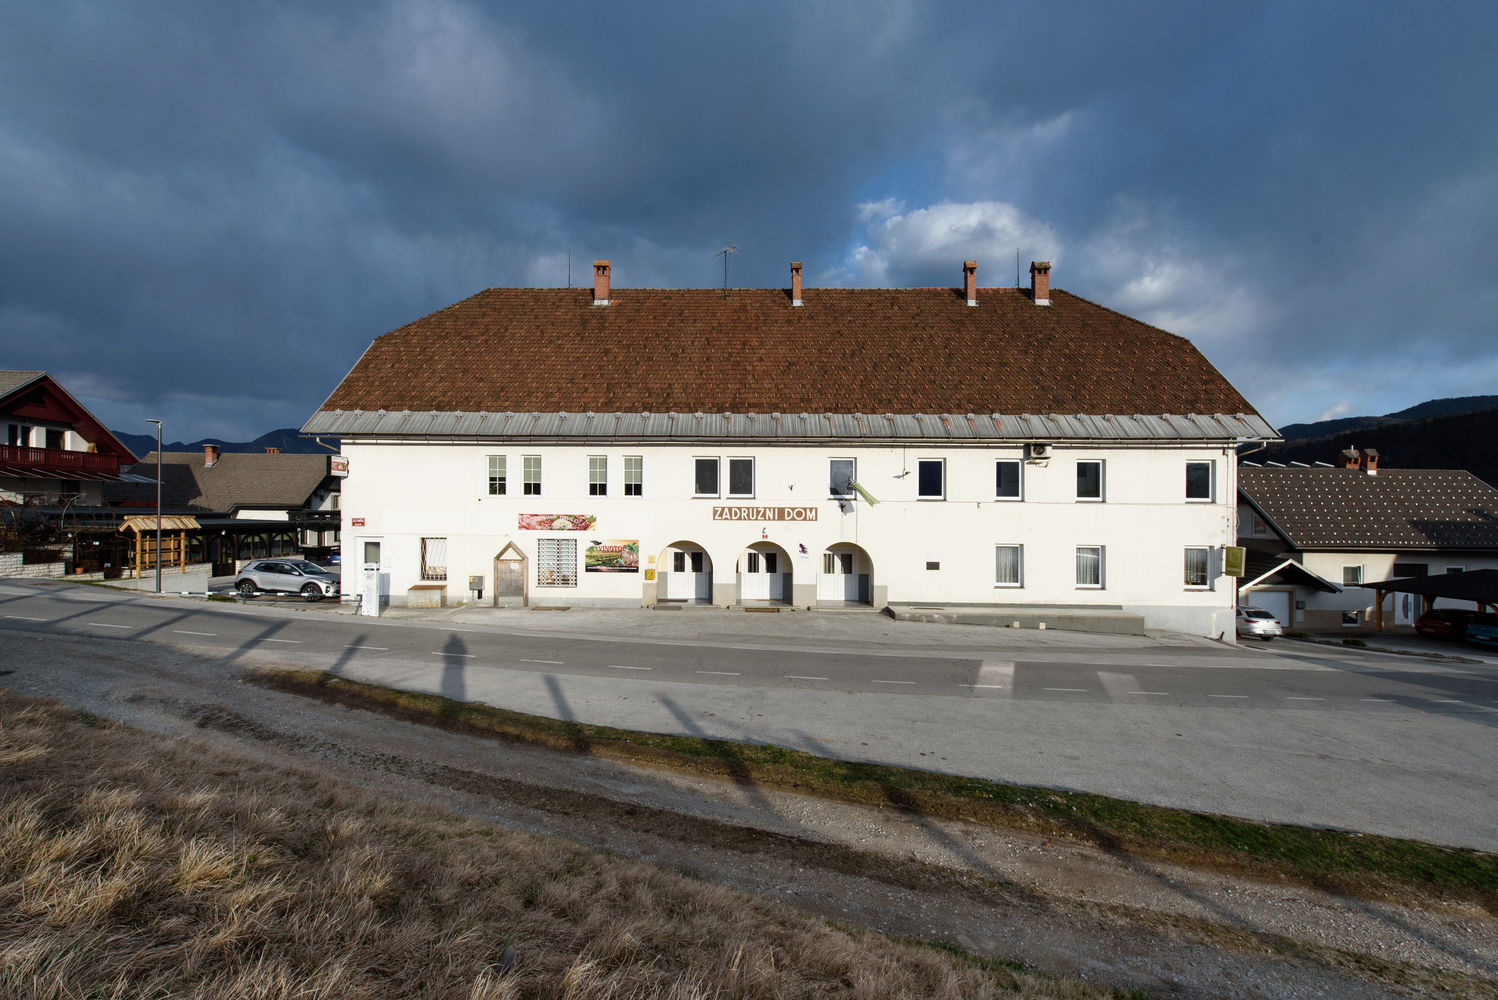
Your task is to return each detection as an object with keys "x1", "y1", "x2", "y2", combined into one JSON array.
[{"x1": 113, "y1": 428, "x2": 334, "y2": 459}]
